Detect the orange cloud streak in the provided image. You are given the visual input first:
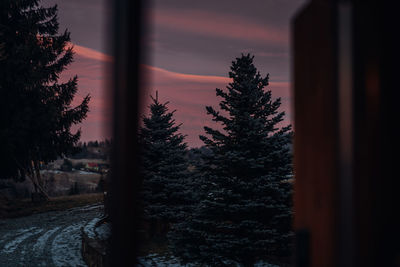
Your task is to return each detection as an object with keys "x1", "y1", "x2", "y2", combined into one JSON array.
[
  {"x1": 145, "y1": 65, "x2": 230, "y2": 83},
  {"x1": 66, "y1": 42, "x2": 113, "y2": 62},
  {"x1": 142, "y1": 64, "x2": 289, "y2": 93}
]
